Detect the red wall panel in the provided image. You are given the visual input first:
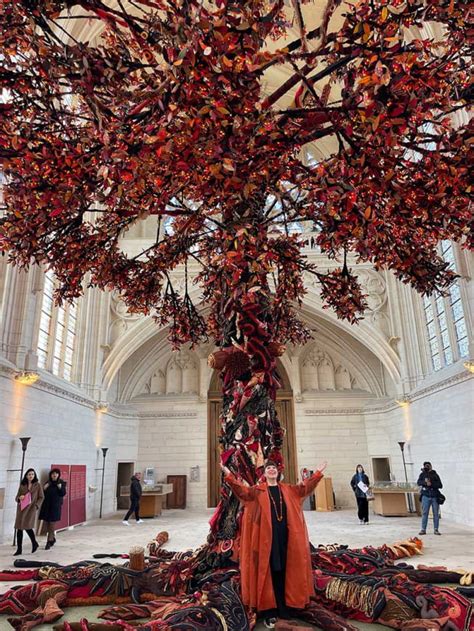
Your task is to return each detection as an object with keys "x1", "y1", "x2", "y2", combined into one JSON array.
[
  {"x1": 69, "y1": 465, "x2": 86, "y2": 525},
  {"x1": 51, "y1": 464, "x2": 70, "y2": 530}
]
